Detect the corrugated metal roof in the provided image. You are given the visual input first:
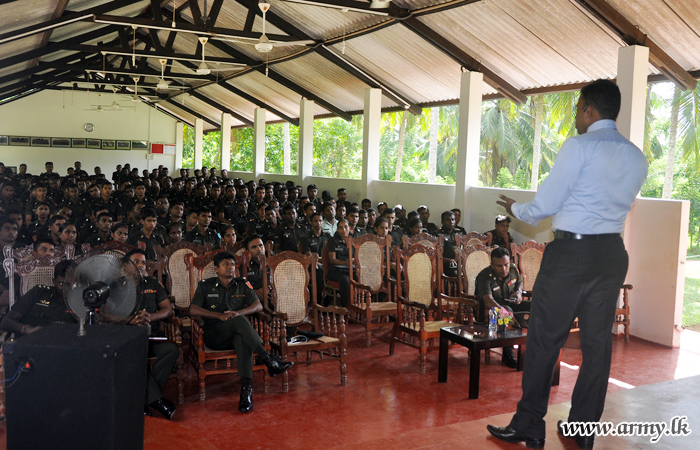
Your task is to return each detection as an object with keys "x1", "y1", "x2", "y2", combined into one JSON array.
[{"x1": 1, "y1": 0, "x2": 699, "y2": 126}]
